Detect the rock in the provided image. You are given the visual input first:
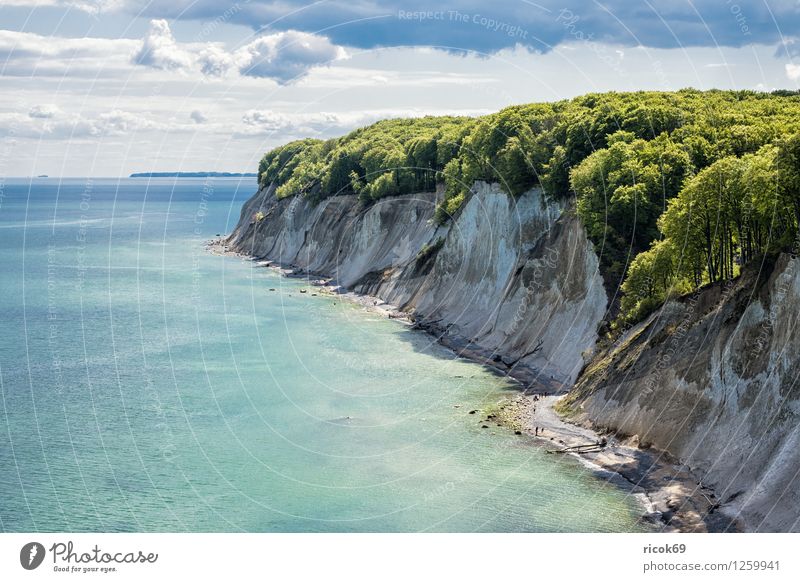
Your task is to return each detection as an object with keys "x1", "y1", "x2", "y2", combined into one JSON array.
[
  {"x1": 481, "y1": 425, "x2": 489, "y2": 429},
  {"x1": 515, "y1": 430, "x2": 522, "y2": 435},
  {"x1": 468, "y1": 410, "x2": 477, "y2": 414}
]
